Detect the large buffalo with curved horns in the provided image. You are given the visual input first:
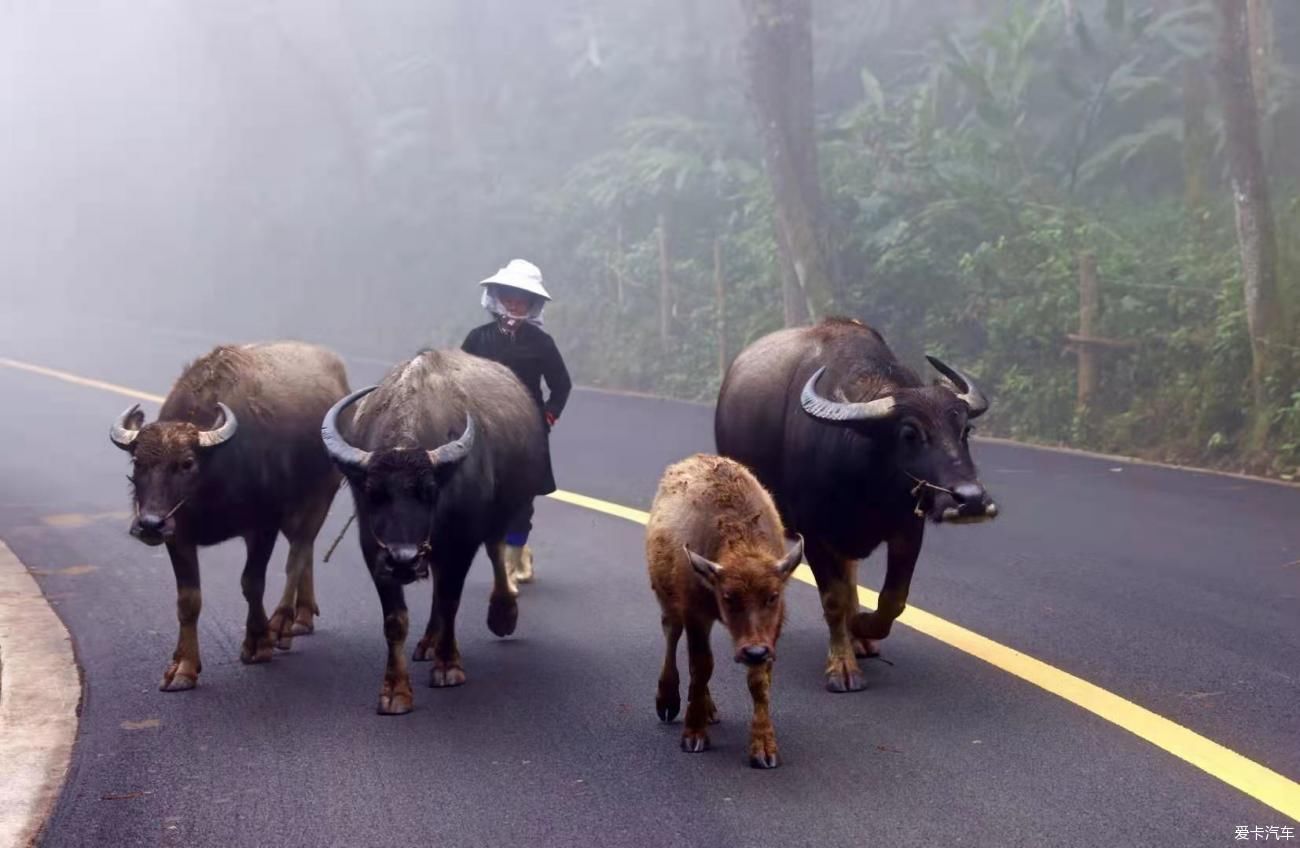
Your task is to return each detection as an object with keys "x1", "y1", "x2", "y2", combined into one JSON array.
[
  {"x1": 320, "y1": 348, "x2": 548, "y2": 715},
  {"x1": 715, "y1": 318, "x2": 998, "y2": 693},
  {"x1": 109, "y1": 342, "x2": 351, "y2": 691}
]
